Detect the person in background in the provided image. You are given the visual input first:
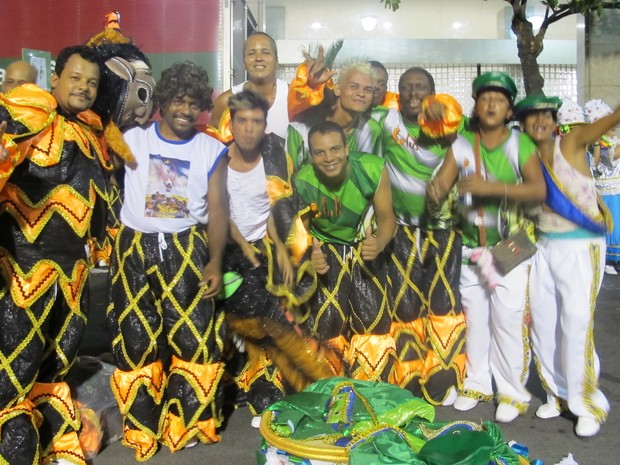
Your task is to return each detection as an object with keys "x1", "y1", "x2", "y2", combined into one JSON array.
[
  {"x1": 428, "y1": 71, "x2": 546, "y2": 423},
  {"x1": 369, "y1": 60, "x2": 399, "y2": 112},
  {"x1": 106, "y1": 61, "x2": 229, "y2": 460},
  {"x1": 210, "y1": 32, "x2": 289, "y2": 142},
  {"x1": 516, "y1": 95, "x2": 619, "y2": 437},
  {"x1": 1, "y1": 60, "x2": 37, "y2": 92},
  {"x1": 584, "y1": 99, "x2": 620, "y2": 274}
]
